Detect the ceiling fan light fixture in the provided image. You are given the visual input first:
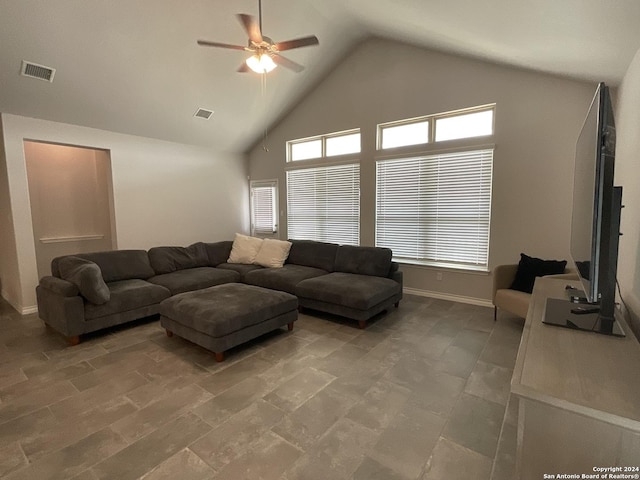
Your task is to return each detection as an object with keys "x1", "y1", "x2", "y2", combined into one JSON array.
[{"x1": 246, "y1": 53, "x2": 277, "y2": 73}]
